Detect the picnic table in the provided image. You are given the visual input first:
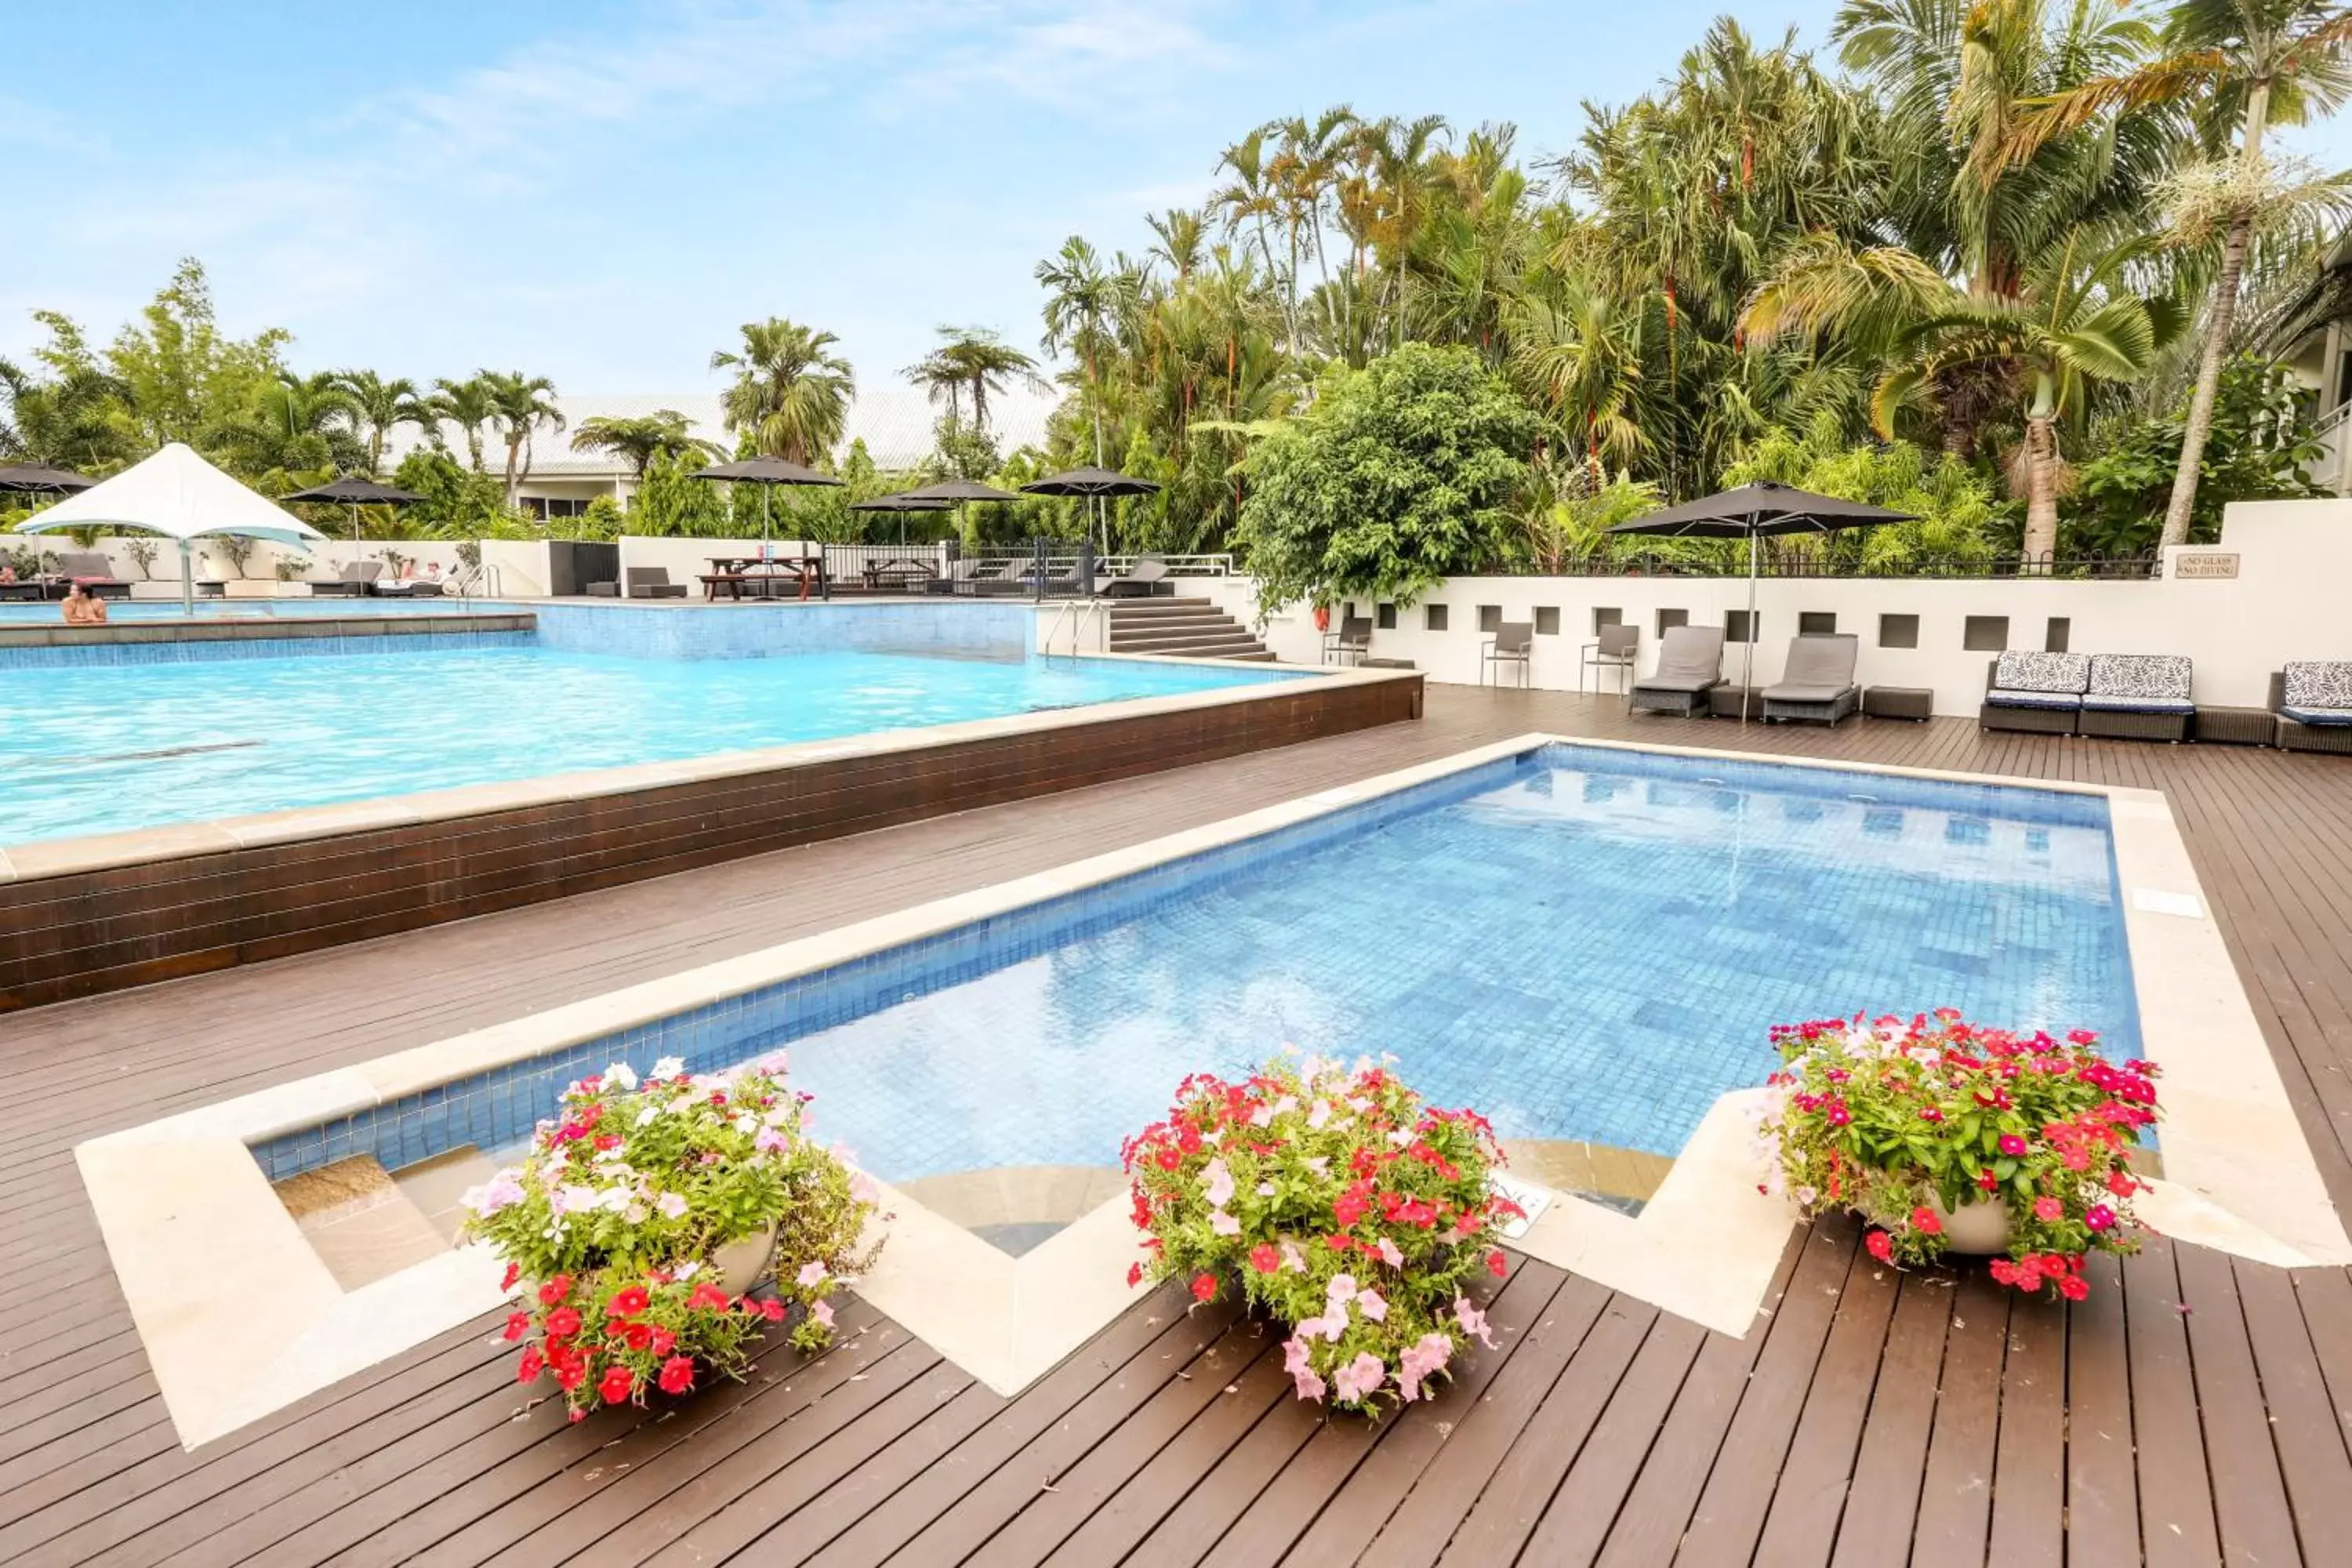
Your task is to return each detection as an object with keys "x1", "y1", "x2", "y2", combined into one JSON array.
[{"x1": 701, "y1": 553, "x2": 825, "y2": 601}]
